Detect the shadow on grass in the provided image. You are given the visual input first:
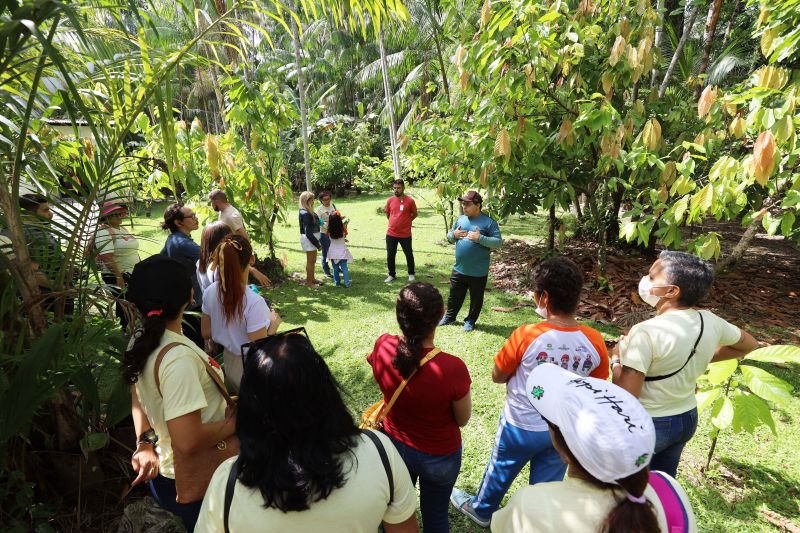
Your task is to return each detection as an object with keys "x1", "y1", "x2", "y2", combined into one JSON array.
[{"x1": 695, "y1": 457, "x2": 800, "y2": 527}]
